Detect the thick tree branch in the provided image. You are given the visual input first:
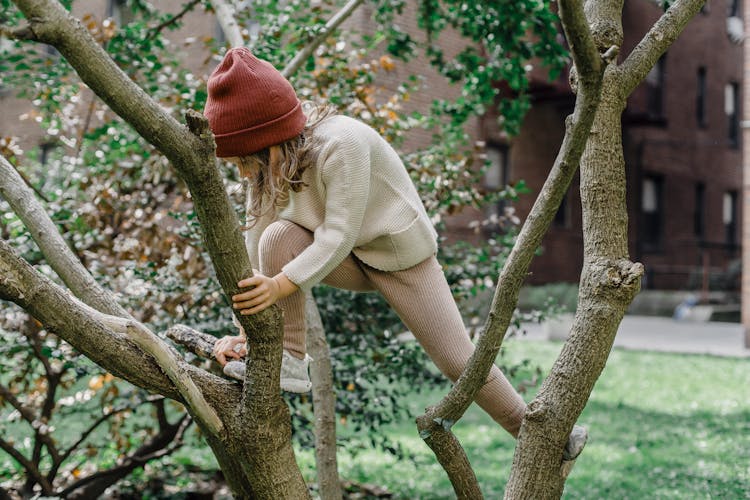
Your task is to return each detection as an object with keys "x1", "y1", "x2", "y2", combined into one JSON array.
[
  {"x1": 0, "y1": 155, "x2": 128, "y2": 317},
  {"x1": 559, "y1": 0, "x2": 603, "y2": 81},
  {"x1": 74, "y1": 300, "x2": 223, "y2": 435},
  {"x1": 619, "y1": 0, "x2": 706, "y2": 97},
  {"x1": 416, "y1": 0, "x2": 605, "y2": 495},
  {"x1": 0, "y1": 155, "x2": 222, "y2": 436},
  {"x1": 281, "y1": 0, "x2": 365, "y2": 79},
  {"x1": 211, "y1": 0, "x2": 243, "y2": 47},
  {"x1": 0, "y1": 239, "x2": 239, "y2": 409}
]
